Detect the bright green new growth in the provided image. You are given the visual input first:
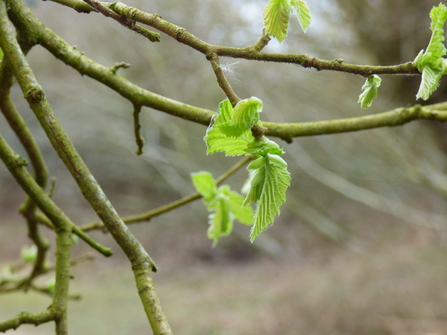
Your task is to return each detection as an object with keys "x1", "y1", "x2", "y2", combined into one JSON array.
[
  {"x1": 413, "y1": 3, "x2": 447, "y2": 100},
  {"x1": 263, "y1": 0, "x2": 311, "y2": 42},
  {"x1": 191, "y1": 171, "x2": 216, "y2": 202},
  {"x1": 244, "y1": 154, "x2": 291, "y2": 242},
  {"x1": 202, "y1": 98, "x2": 291, "y2": 242},
  {"x1": 220, "y1": 97, "x2": 262, "y2": 137},
  {"x1": 358, "y1": 75, "x2": 382, "y2": 109},
  {"x1": 291, "y1": 0, "x2": 311, "y2": 33},
  {"x1": 191, "y1": 172, "x2": 253, "y2": 246},
  {"x1": 204, "y1": 99, "x2": 255, "y2": 156}
]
